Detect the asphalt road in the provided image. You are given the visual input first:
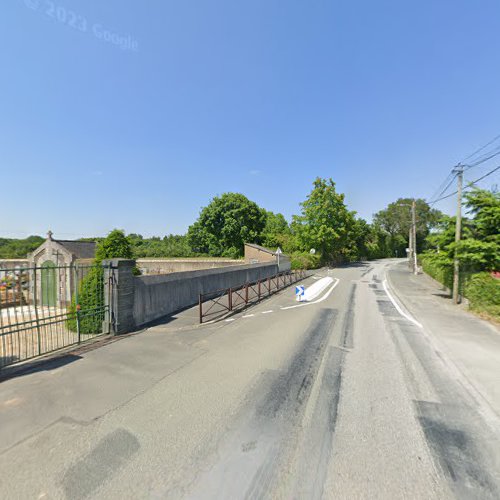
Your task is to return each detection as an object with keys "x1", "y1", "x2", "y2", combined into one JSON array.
[{"x1": 0, "y1": 259, "x2": 499, "y2": 499}]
